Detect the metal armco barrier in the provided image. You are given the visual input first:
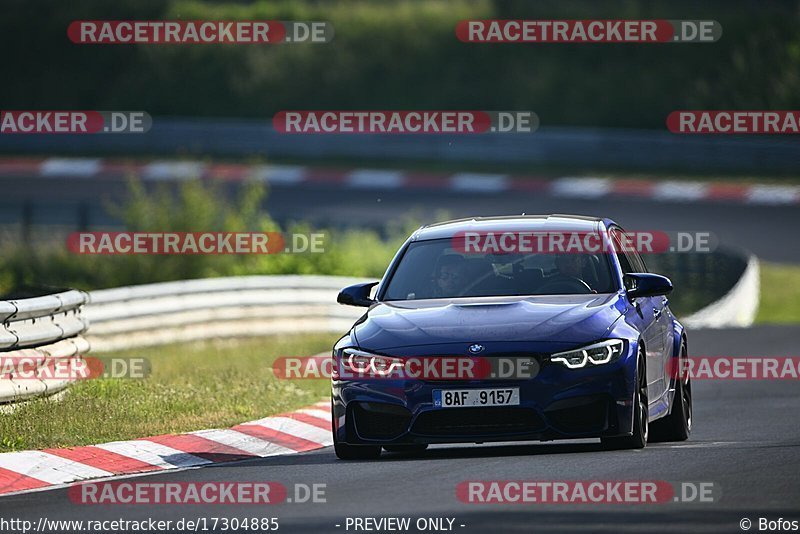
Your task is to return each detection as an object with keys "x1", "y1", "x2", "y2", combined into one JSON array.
[
  {"x1": 0, "y1": 290, "x2": 90, "y2": 404},
  {"x1": 681, "y1": 255, "x2": 760, "y2": 329},
  {"x1": 84, "y1": 275, "x2": 367, "y2": 352}
]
